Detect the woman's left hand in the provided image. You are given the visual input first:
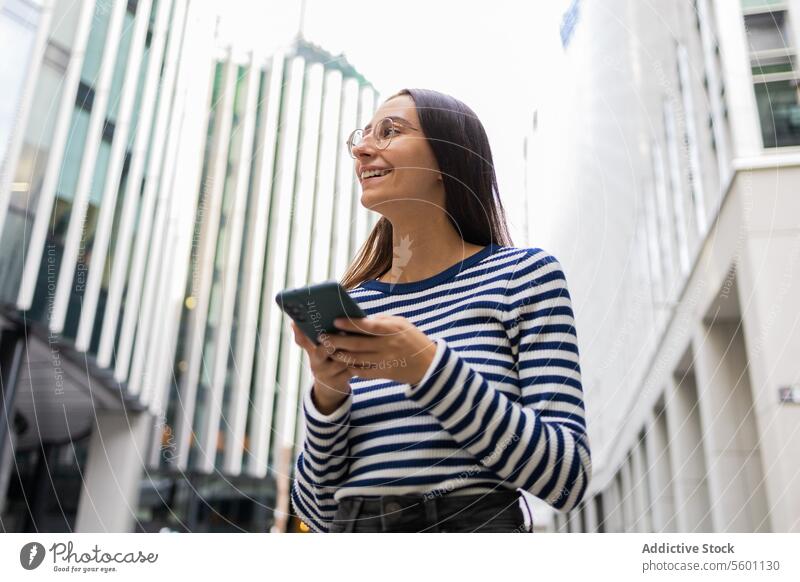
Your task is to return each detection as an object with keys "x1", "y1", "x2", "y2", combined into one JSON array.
[{"x1": 323, "y1": 315, "x2": 437, "y2": 384}]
